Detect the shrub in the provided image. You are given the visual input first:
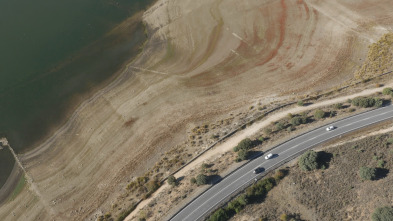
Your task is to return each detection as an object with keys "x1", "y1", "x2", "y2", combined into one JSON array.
[
  {"x1": 146, "y1": 180, "x2": 160, "y2": 193},
  {"x1": 258, "y1": 136, "x2": 265, "y2": 142},
  {"x1": 227, "y1": 195, "x2": 248, "y2": 214},
  {"x1": 237, "y1": 149, "x2": 250, "y2": 161},
  {"x1": 264, "y1": 128, "x2": 272, "y2": 135},
  {"x1": 314, "y1": 109, "x2": 326, "y2": 120},
  {"x1": 275, "y1": 122, "x2": 285, "y2": 131},
  {"x1": 280, "y1": 214, "x2": 288, "y2": 221},
  {"x1": 297, "y1": 100, "x2": 304, "y2": 106},
  {"x1": 208, "y1": 208, "x2": 229, "y2": 221},
  {"x1": 298, "y1": 150, "x2": 319, "y2": 171},
  {"x1": 374, "y1": 98, "x2": 383, "y2": 107},
  {"x1": 387, "y1": 138, "x2": 393, "y2": 144},
  {"x1": 382, "y1": 87, "x2": 393, "y2": 95},
  {"x1": 291, "y1": 117, "x2": 302, "y2": 126},
  {"x1": 359, "y1": 166, "x2": 377, "y2": 180},
  {"x1": 167, "y1": 175, "x2": 177, "y2": 186},
  {"x1": 334, "y1": 103, "x2": 343, "y2": 109},
  {"x1": 351, "y1": 97, "x2": 382, "y2": 108},
  {"x1": 372, "y1": 206, "x2": 393, "y2": 221},
  {"x1": 190, "y1": 177, "x2": 197, "y2": 184},
  {"x1": 378, "y1": 160, "x2": 386, "y2": 168},
  {"x1": 196, "y1": 174, "x2": 208, "y2": 185}
]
